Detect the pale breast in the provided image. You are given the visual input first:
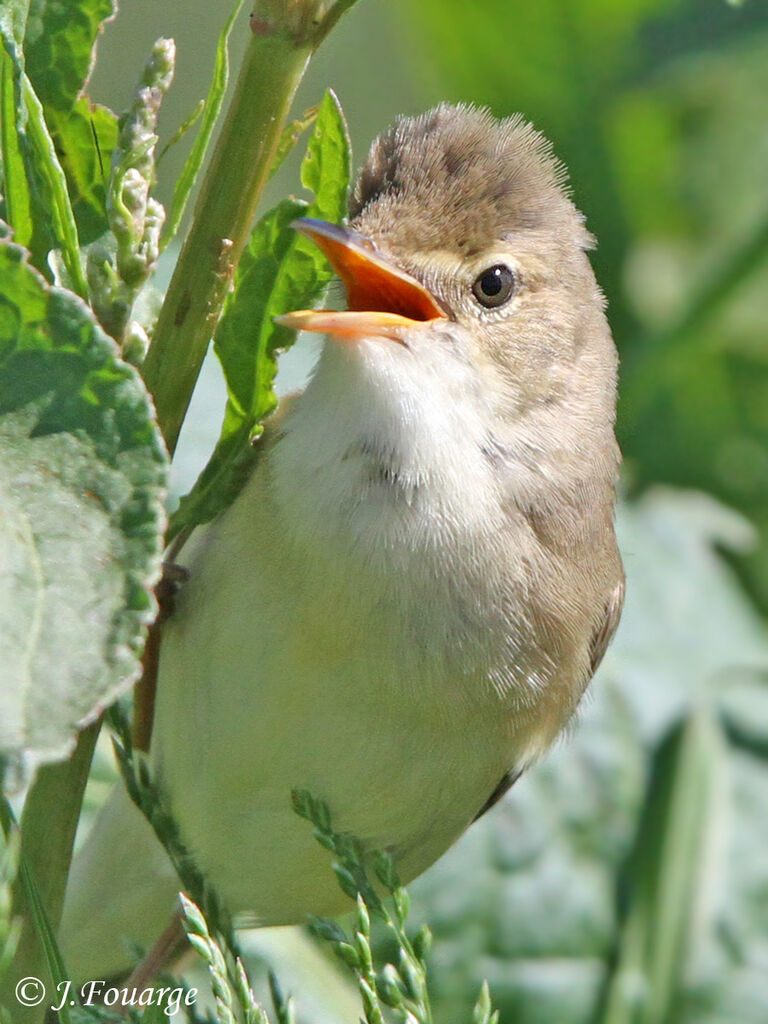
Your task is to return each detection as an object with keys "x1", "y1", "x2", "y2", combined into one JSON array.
[{"x1": 151, "y1": 459, "x2": 528, "y2": 923}]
